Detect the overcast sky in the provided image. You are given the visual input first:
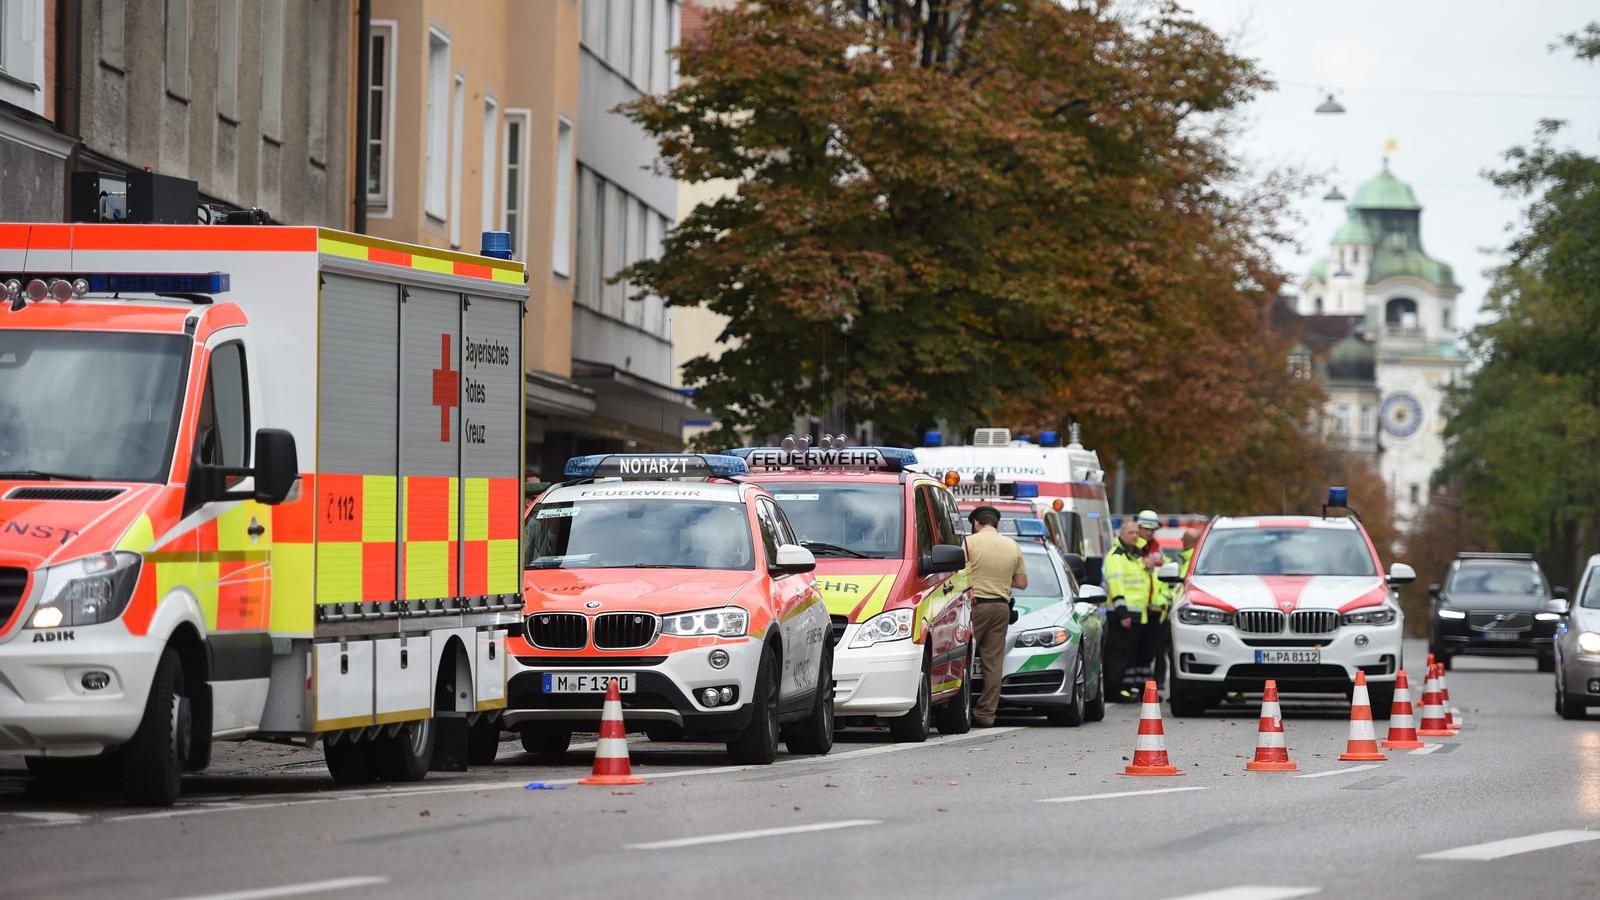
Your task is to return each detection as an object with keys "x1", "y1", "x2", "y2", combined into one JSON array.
[{"x1": 1182, "y1": 0, "x2": 1600, "y2": 330}]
